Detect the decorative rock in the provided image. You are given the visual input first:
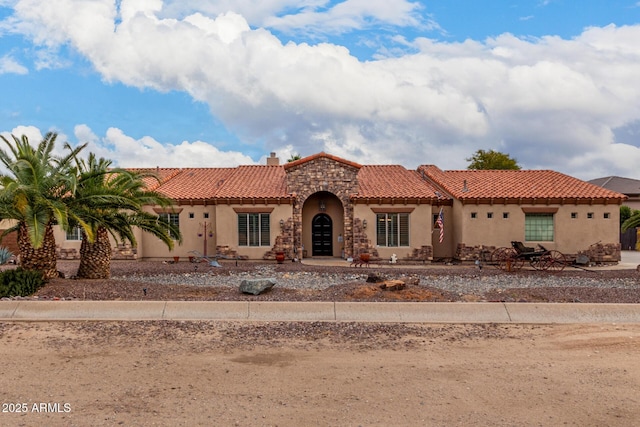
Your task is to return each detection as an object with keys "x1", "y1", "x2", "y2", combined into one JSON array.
[
  {"x1": 366, "y1": 273, "x2": 386, "y2": 283},
  {"x1": 239, "y1": 278, "x2": 277, "y2": 295},
  {"x1": 379, "y1": 280, "x2": 406, "y2": 291}
]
